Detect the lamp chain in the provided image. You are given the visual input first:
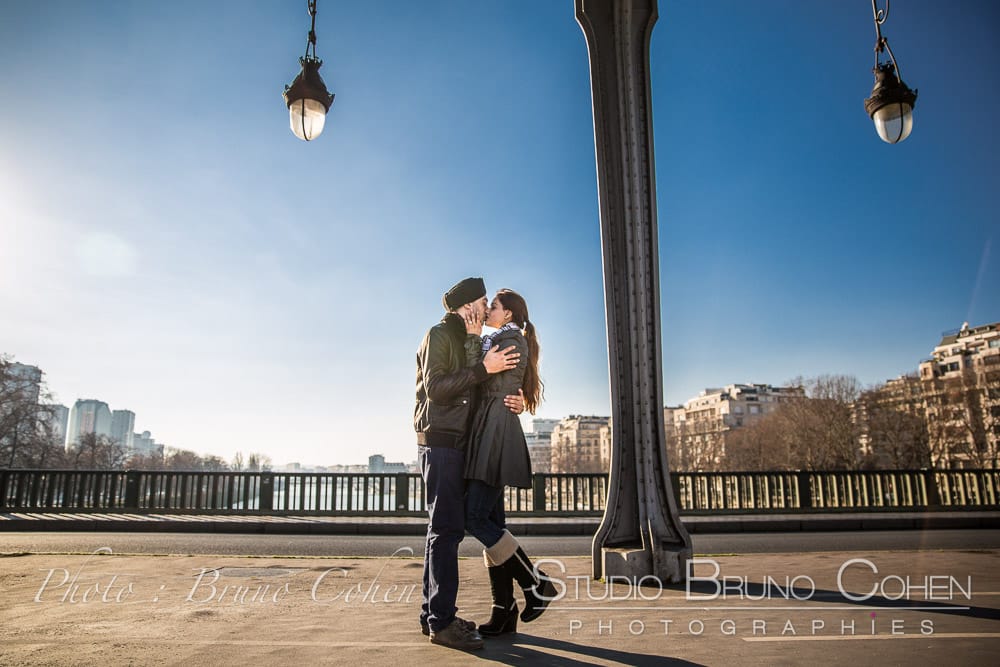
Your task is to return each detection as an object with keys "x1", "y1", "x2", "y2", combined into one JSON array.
[{"x1": 305, "y1": 0, "x2": 319, "y2": 61}]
